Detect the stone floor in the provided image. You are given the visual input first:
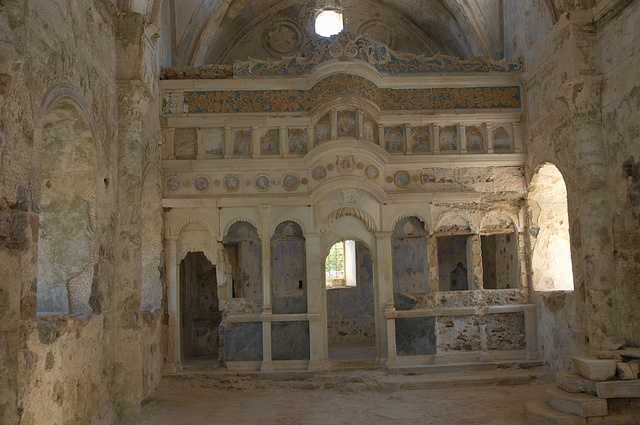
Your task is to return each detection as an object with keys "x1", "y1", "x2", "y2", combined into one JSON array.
[{"x1": 116, "y1": 366, "x2": 552, "y2": 425}]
